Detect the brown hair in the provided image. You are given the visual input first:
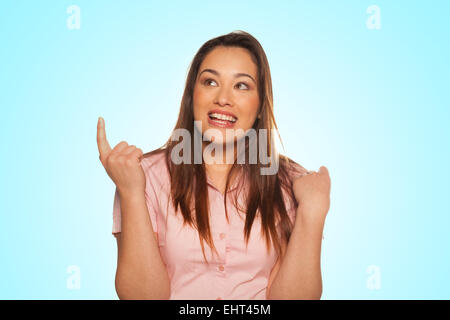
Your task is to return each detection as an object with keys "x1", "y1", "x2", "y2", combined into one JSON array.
[{"x1": 144, "y1": 30, "x2": 299, "y2": 263}]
